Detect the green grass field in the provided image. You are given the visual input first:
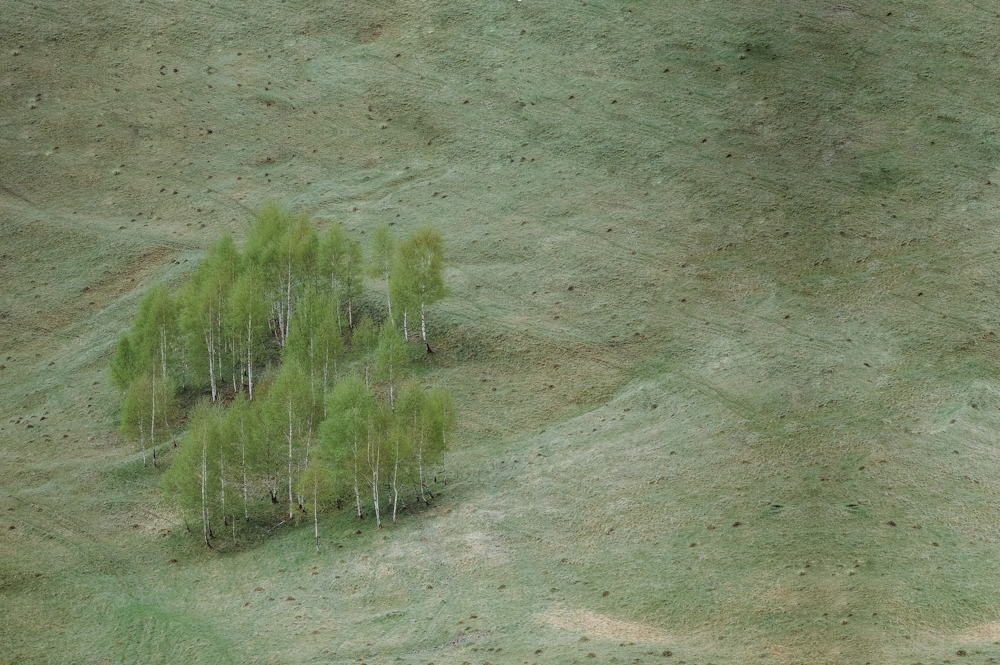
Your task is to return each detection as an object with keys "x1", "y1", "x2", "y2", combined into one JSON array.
[{"x1": 4, "y1": 0, "x2": 1000, "y2": 662}]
